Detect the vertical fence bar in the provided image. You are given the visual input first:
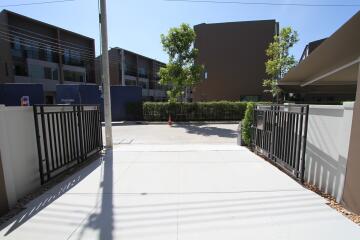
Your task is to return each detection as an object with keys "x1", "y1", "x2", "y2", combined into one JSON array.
[
  {"x1": 296, "y1": 107, "x2": 304, "y2": 178},
  {"x1": 60, "y1": 110, "x2": 67, "y2": 164},
  {"x1": 56, "y1": 113, "x2": 62, "y2": 167},
  {"x1": 40, "y1": 106, "x2": 51, "y2": 181},
  {"x1": 68, "y1": 111, "x2": 74, "y2": 162},
  {"x1": 47, "y1": 113, "x2": 55, "y2": 172},
  {"x1": 270, "y1": 106, "x2": 275, "y2": 160},
  {"x1": 73, "y1": 106, "x2": 80, "y2": 163},
  {"x1": 33, "y1": 106, "x2": 44, "y2": 185},
  {"x1": 52, "y1": 112, "x2": 59, "y2": 170}
]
